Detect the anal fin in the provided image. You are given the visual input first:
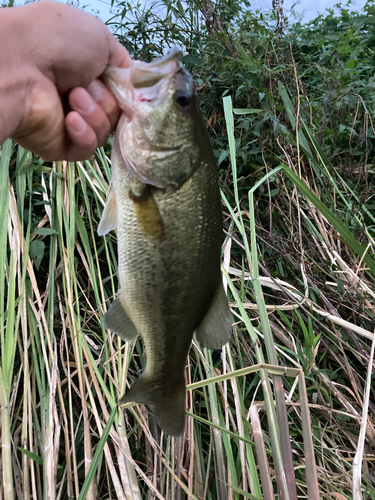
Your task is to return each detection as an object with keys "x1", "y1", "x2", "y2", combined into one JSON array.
[
  {"x1": 104, "y1": 297, "x2": 138, "y2": 342},
  {"x1": 195, "y1": 284, "x2": 232, "y2": 349}
]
